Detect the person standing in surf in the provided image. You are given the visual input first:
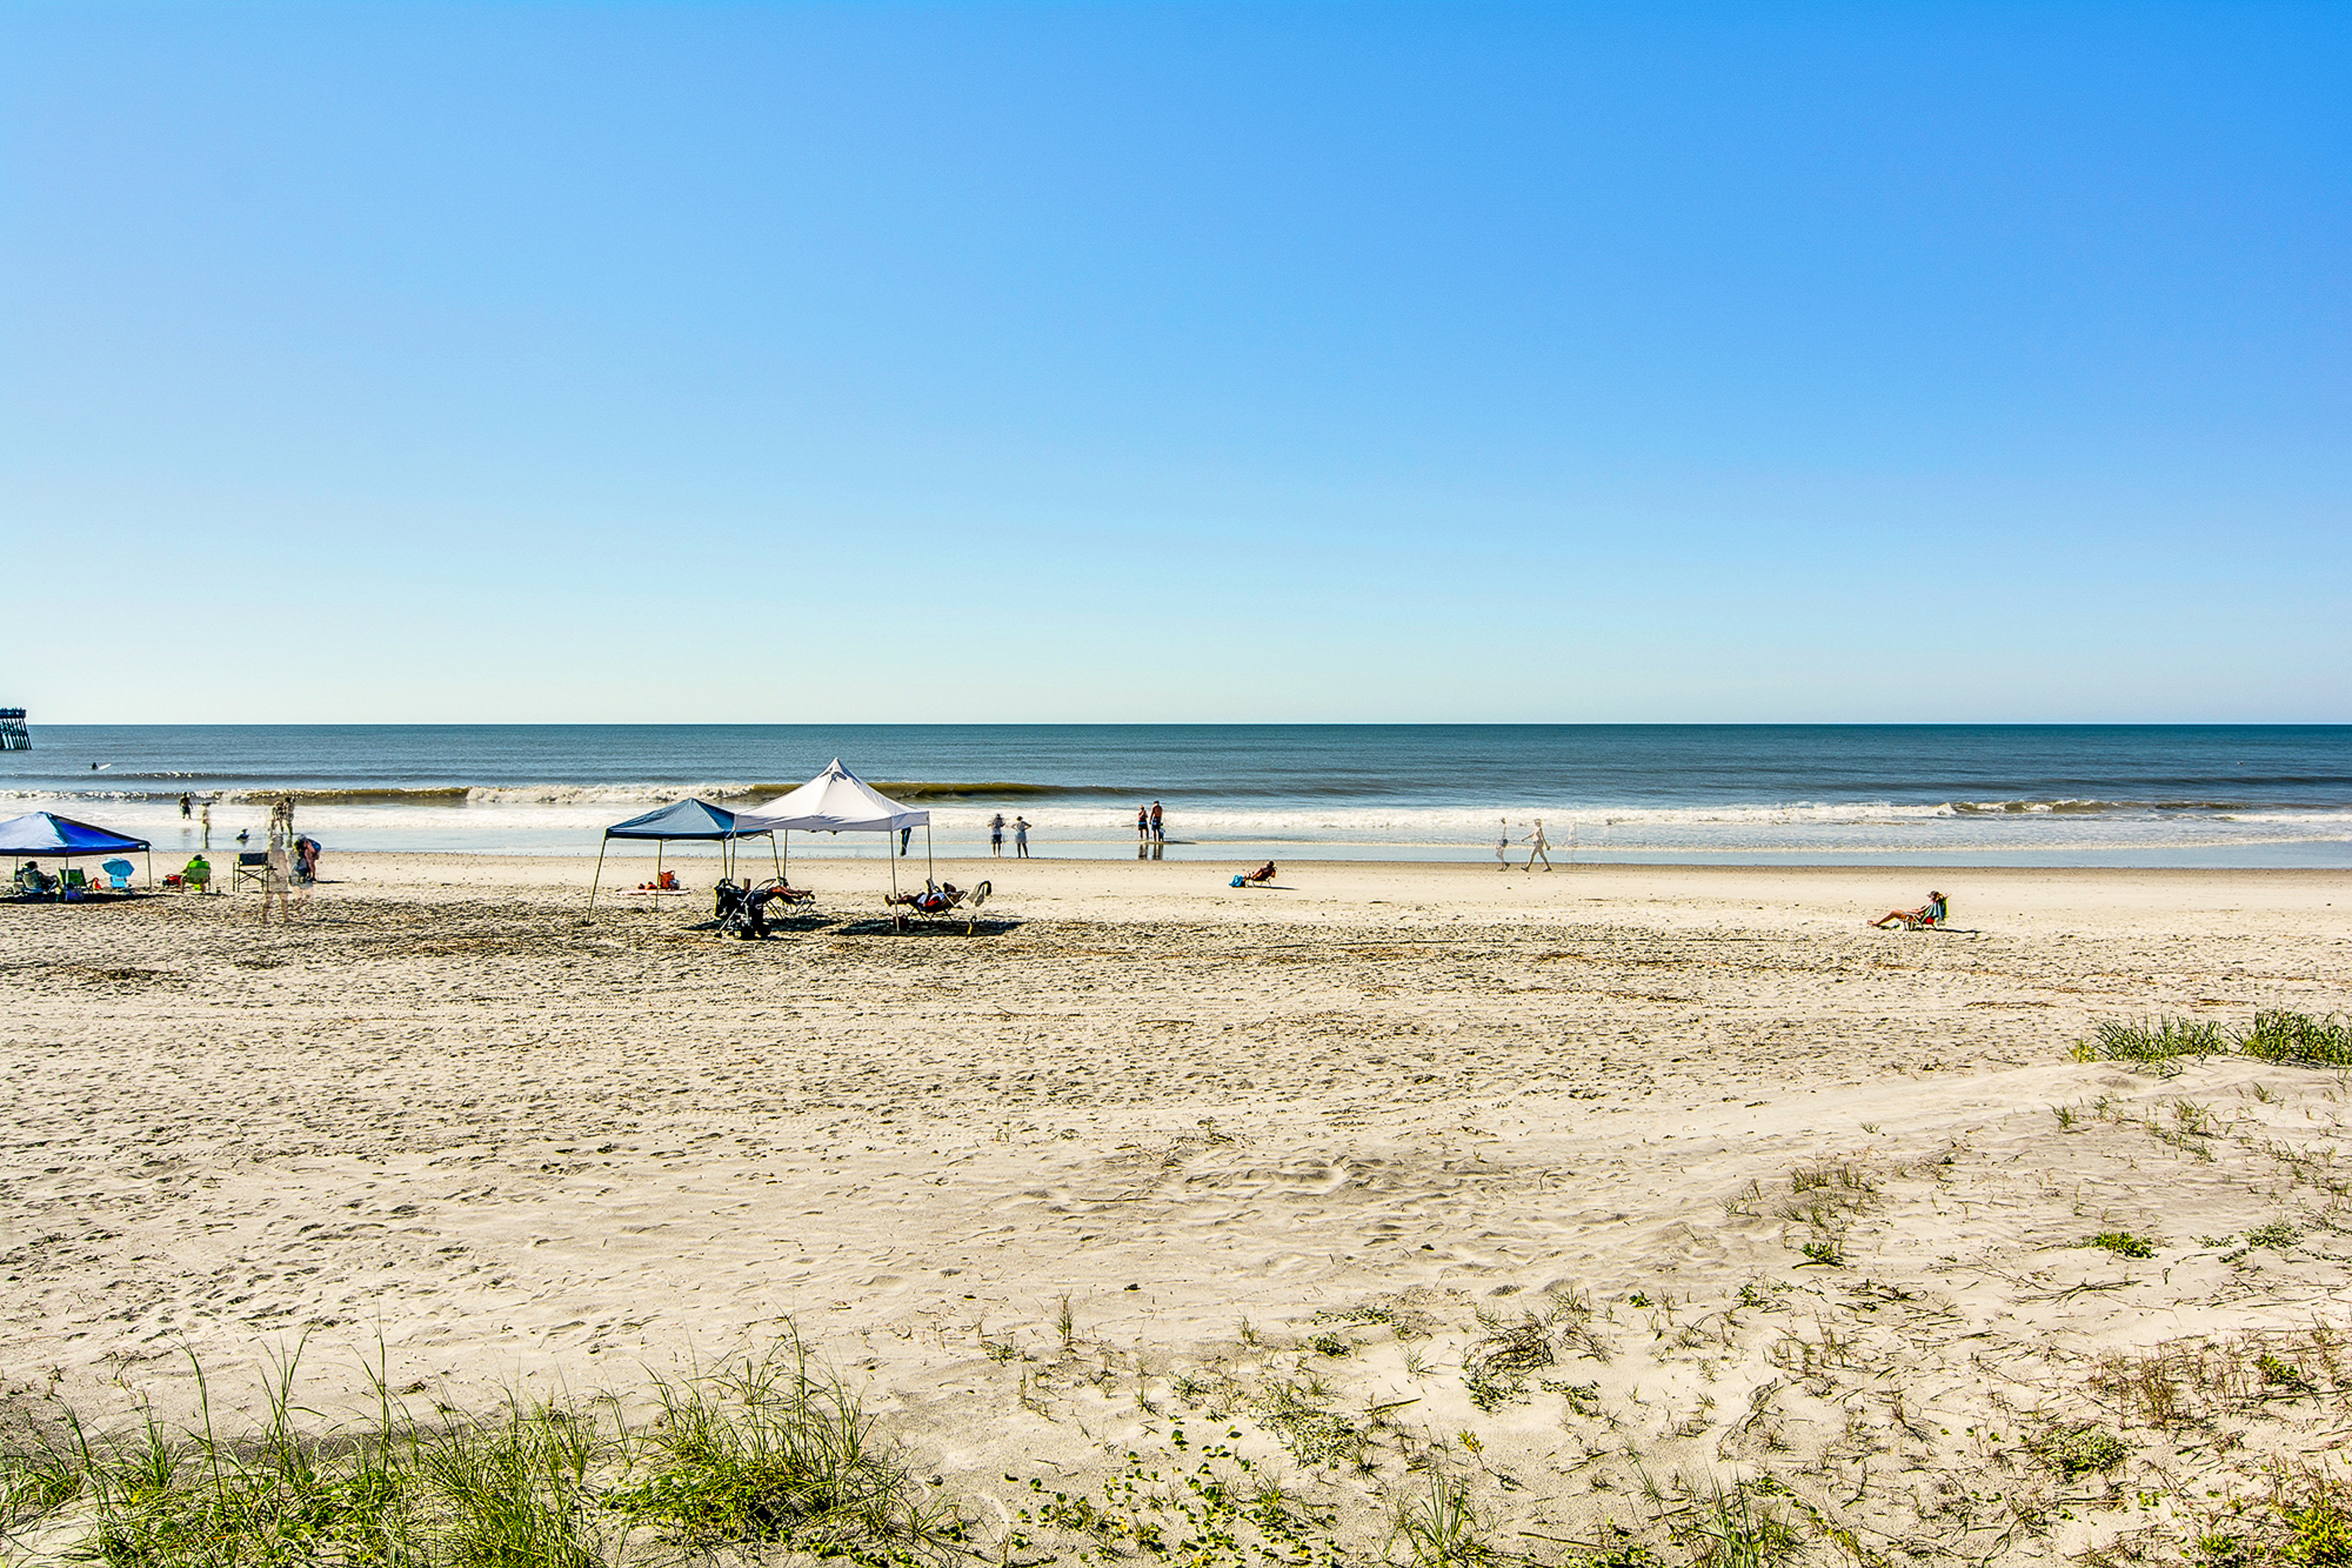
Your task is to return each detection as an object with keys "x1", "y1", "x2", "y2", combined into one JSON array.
[
  {"x1": 1150, "y1": 801, "x2": 1164, "y2": 841},
  {"x1": 990, "y1": 813, "x2": 1006, "y2": 857},
  {"x1": 1013, "y1": 816, "x2": 1030, "y2": 858},
  {"x1": 1497, "y1": 819, "x2": 1510, "y2": 870}
]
